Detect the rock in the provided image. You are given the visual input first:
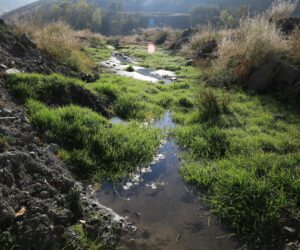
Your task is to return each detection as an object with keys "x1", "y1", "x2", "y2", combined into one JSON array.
[
  {"x1": 246, "y1": 61, "x2": 300, "y2": 94},
  {"x1": 283, "y1": 226, "x2": 296, "y2": 235},
  {"x1": 155, "y1": 33, "x2": 168, "y2": 45},
  {"x1": 45, "y1": 143, "x2": 59, "y2": 155},
  {"x1": 274, "y1": 114, "x2": 285, "y2": 121},
  {"x1": 0, "y1": 169, "x2": 15, "y2": 187},
  {"x1": 185, "y1": 59, "x2": 194, "y2": 66},
  {"x1": 277, "y1": 17, "x2": 300, "y2": 35},
  {"x1": 5, "y1": 68, "x2": 21, "y2": 74},
  {"x1": 0, "y1": 202, "x2": 15, "y2": 228},
  {"x1": 0, "y1": 64, "x2": 7, "y2": 69},
  {"x1": 79, "y1": 72, "x2": 100, "y2": 83},
  {"x1": 169, "y1": 28, "x2": 197, "y2": 50},
  {"x1": 195, "y1": 39, "x2": 218, "y2": 60},
  {"x1": 40, "y1": 191, "x2": 50, "y2": 199}
]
